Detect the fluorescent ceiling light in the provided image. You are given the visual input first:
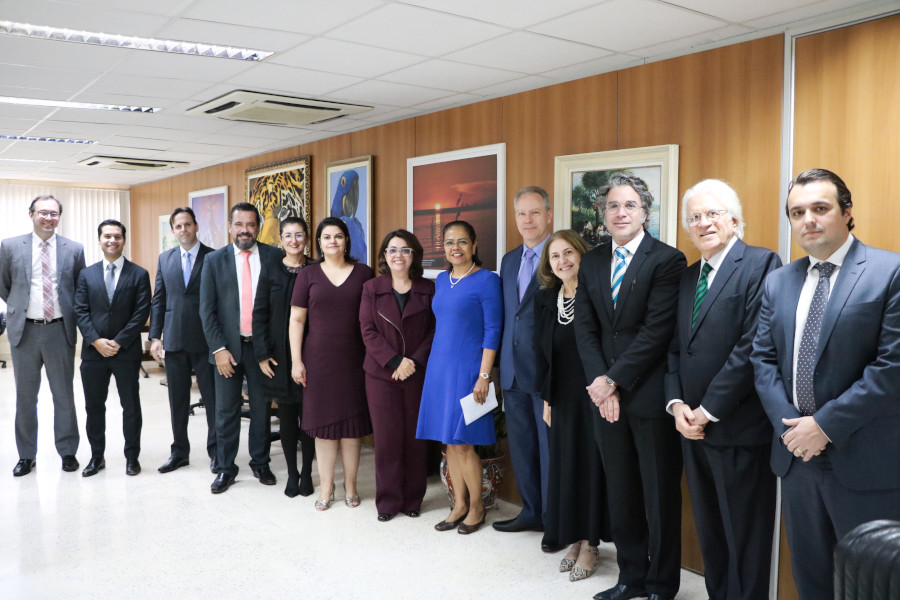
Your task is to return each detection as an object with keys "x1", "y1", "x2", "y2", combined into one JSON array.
[
  {"x1": 0, "y1": 20, "x2": 274, "y2": 61},
  {"x1": 0, "y1": 157, "x2": 55, "y2": 163},
  {"x1": 0, "y1": 95, "x2": 158, "y2": 112},
  {"x1": 0, "y1": 134, "x2": 96, "y2": 144}
]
